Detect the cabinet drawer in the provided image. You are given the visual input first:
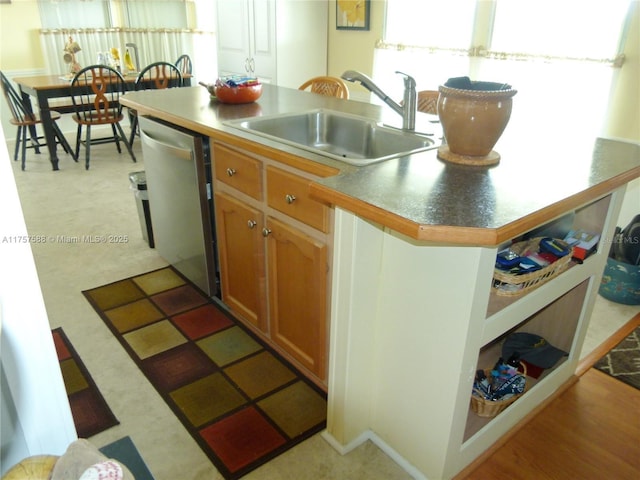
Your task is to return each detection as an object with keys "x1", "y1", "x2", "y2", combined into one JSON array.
[
  {"x1": 266, "y1": 166, "x2": 329, "y2": 233},
  {"x1": 214, "y1": 143, "x2": 263, "y2": 200}
]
